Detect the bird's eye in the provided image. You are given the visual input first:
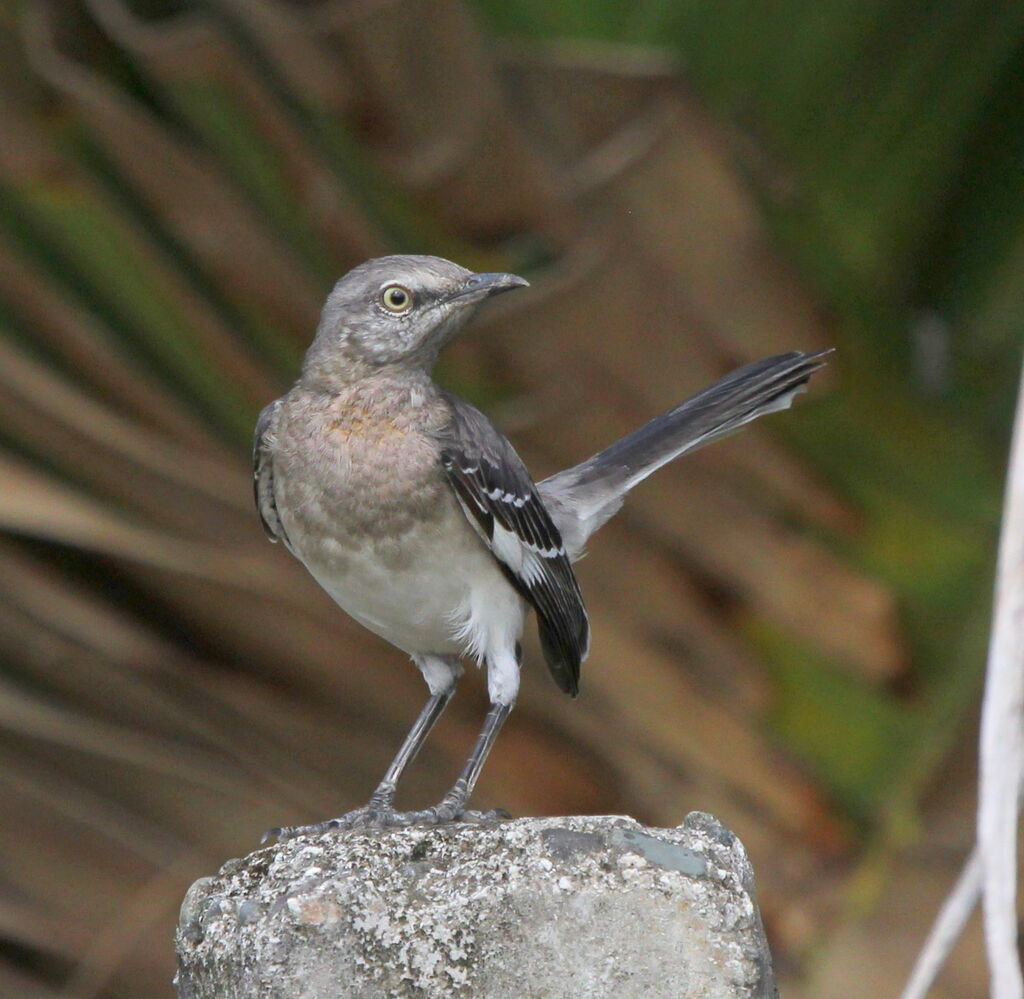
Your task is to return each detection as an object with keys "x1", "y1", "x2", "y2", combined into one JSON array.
[{"x1": 379, "y1": 284, "x2": 414, "y2": 314}]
